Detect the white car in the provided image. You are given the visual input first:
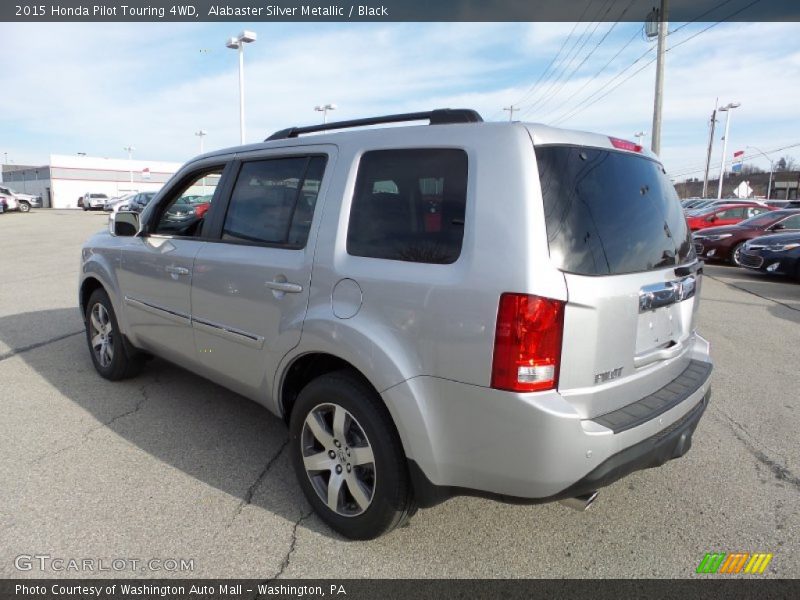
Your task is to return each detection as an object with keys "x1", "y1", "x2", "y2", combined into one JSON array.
[
  {"x1": 82, "y1": 193, "x2": 110, "y2": 211},
  {"x1": 0, "y1": 185, "x2": 40, "y2": 212},
  {"x1": 104, "y1": 193, "x2": 137, "y2": 213}
]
